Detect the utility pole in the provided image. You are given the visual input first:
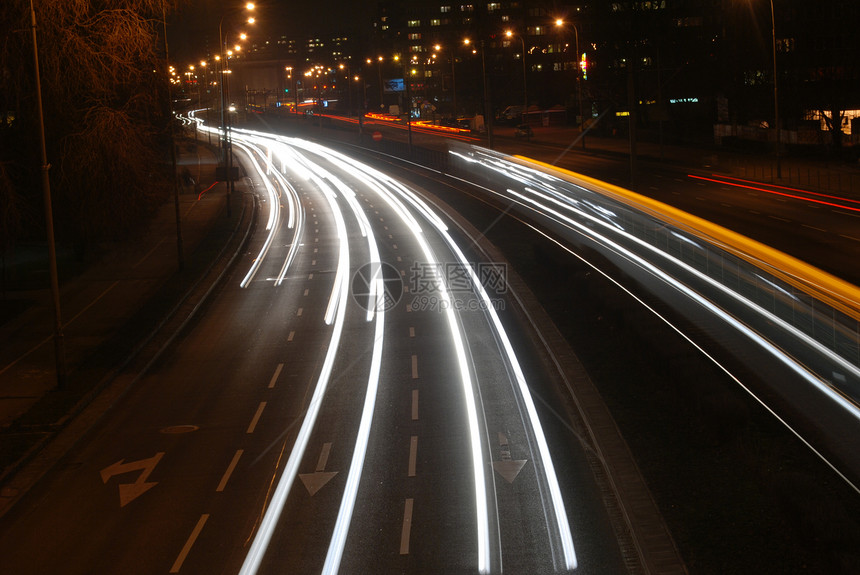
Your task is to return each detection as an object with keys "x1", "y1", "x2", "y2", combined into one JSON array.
[{"x1": 29, "y1": 0, "x2": 66, "y2": 389}]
